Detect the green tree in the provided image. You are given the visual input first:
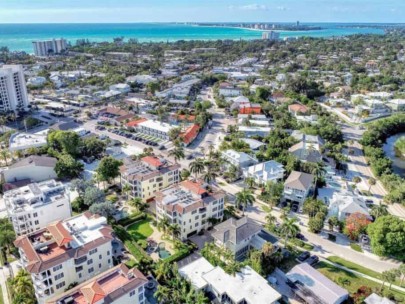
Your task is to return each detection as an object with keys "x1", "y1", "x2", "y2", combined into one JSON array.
[
  {"x1": 55, "y1": 154, "x2": 84, "y2": 179},
  {"x1": 189, "y1": 158, "x2": 205, "y2": 179},
  {"x1": 244, "y1": 177, "x2": 256, "y2": 189},
  {"x1": 96, "y1": 156, "x2": 122, "y2": 185},
  {"x1": 0, "y1": 149, "x2": 10, "y2": 166},
  {"x1": 89, "y1": 201, "x2": 116, "y2": 218},
  {"x1": 168, "y1": 146, "x2": 185, "y2": 164},
  {"x1": 367, "y1": 215, "x2": 405, "y2": 260},
  {"x1": 48, "y1": 130, "x2": 80, "y2": 156},
  {"x1": 235, "y1": 189, "x2": 255, "y2": 216},
  {"x1": 370, "y1": 203, "x2": 388, "y2": 219},
  {"x1": 280, "y1": 217, "x2": 300, "y2": 247},
  {"x1": 202, "y1": 170, "x2": 218, "y2": 184}
]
